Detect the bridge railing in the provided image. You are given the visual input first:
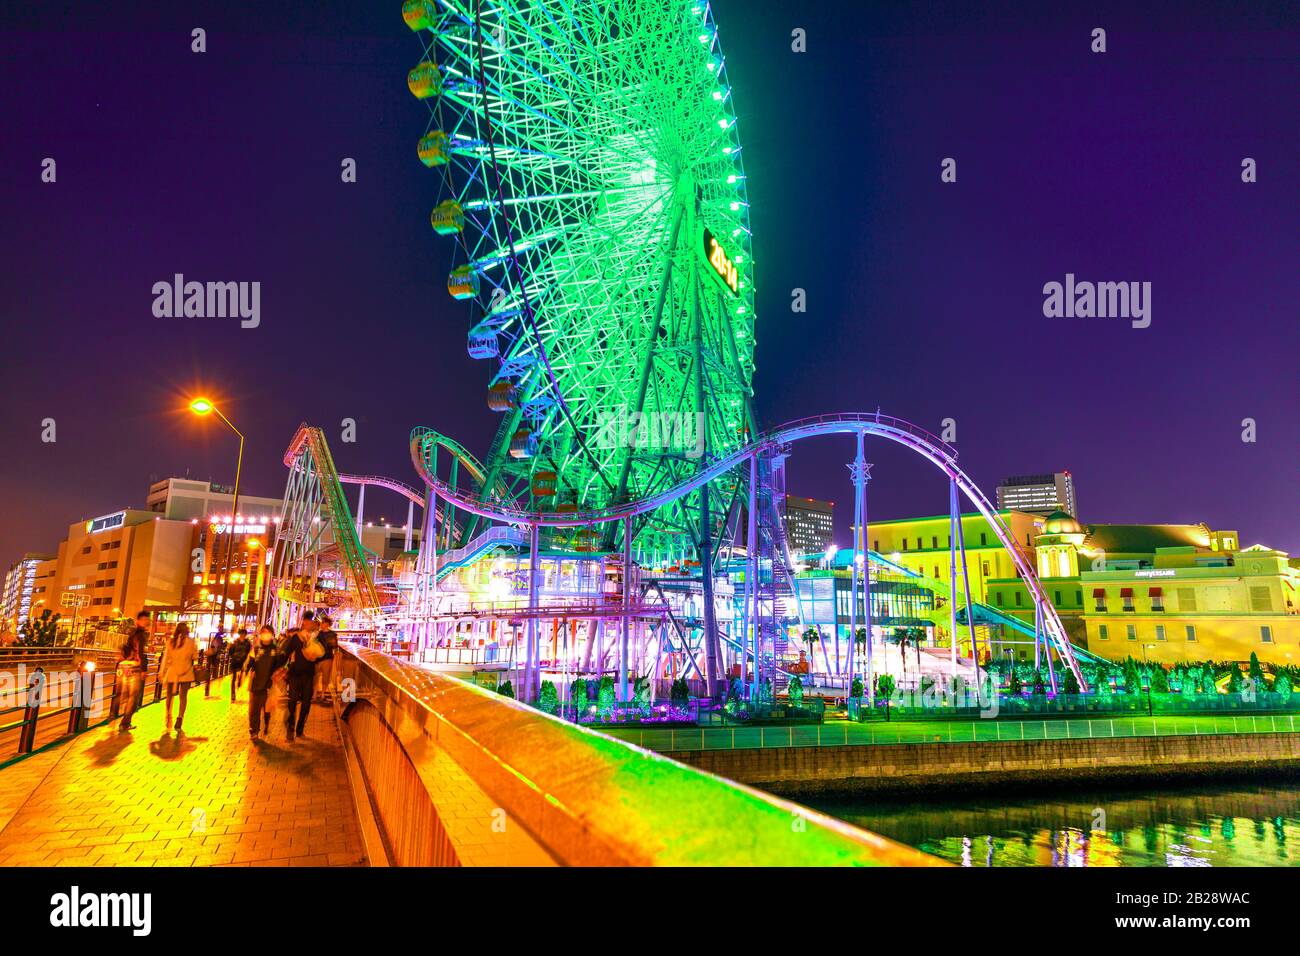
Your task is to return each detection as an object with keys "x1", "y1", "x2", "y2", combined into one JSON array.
[
  {"x1": 333, "y1": 643, "x2": 941, "y2": 866},
  {"x1": 0, "y1": 647, "x2": 233, "y2": 766}
]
